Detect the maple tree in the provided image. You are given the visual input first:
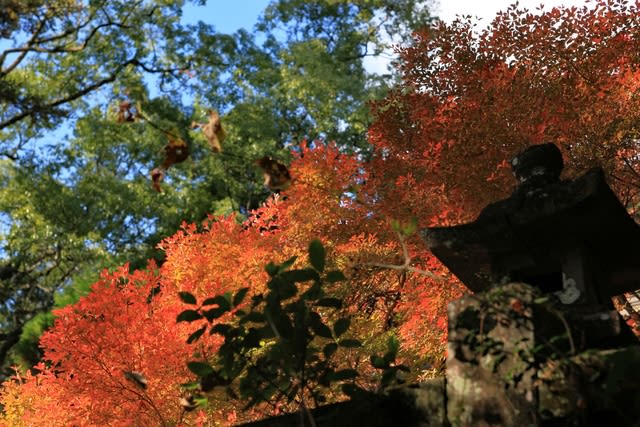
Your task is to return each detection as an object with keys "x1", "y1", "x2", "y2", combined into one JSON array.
[{"x1": 0, "y1": 141, "x2": 462, "y2": 425}]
